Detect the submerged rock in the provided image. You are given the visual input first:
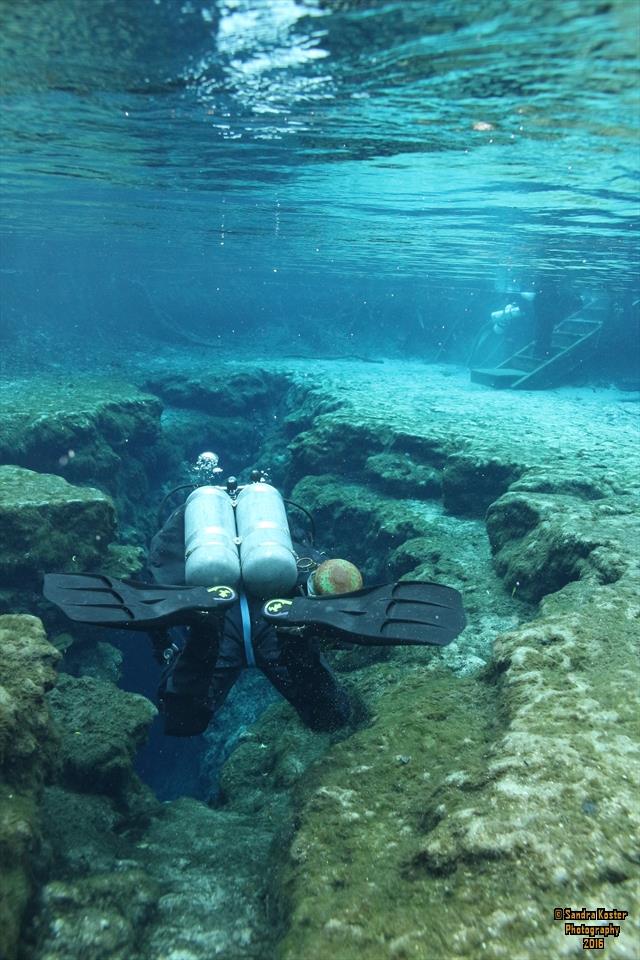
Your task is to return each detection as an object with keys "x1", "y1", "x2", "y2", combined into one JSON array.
[
  {"x1": 0, "y1": 379, "x2": 161, "y2": 485},
  {"x1": 60, "y1": 638, "x2": 123, "y2": 684},
  {"x1": 0, "y1": 466, "x2": 115, "y2": 583},
  {"x1": 159, "y1": 406, "x2": 260, "y2": 473},
  {"x1": 0, "y1": 615, "x2": 59, "y2": 960},
  {"x1": 27, "y1": 869, "x2": 159, "y2": 960},
  {"x1": 0, "y1": 378, "x2": 163, "y2": 538},
  {"x1": 442, "y1": 452, "x2": 523, "y2": 517},
  {"x1": 271, "y1": 572, "x2": 640, "y2": 959},
  {"x1": 364, "y1": 452, "x2": 441, "y2": 499},
  {"x1": 47, "y1": 674, "x2": 157, "y2": 803},
  {"x1": 143, "y1": 368, "x2": 290, "y2": 416},
  {"x1": 291, "y1": 474, "x2": 432, "y2": 579},
  {"x1": 486, "y1": 490, "x2": 640, "y2": 602},
  {"x1": 6, "y1": 360, "x2": 639, "y2": 960}
]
